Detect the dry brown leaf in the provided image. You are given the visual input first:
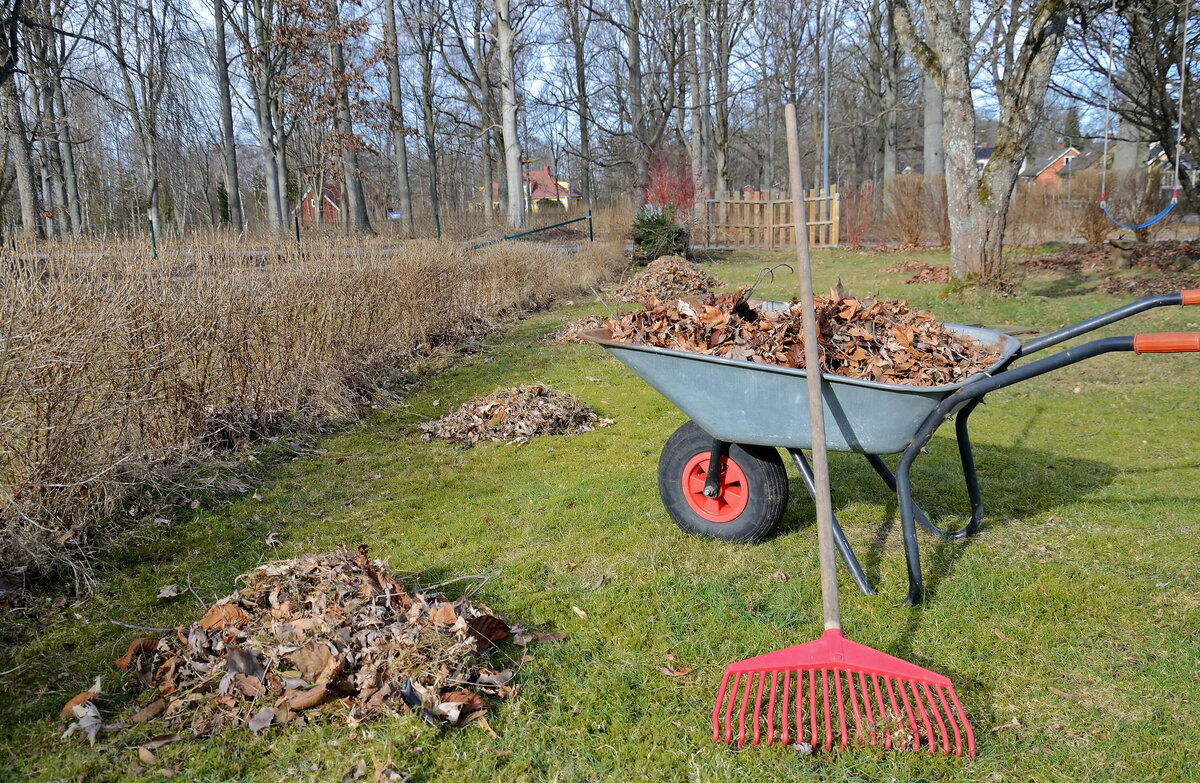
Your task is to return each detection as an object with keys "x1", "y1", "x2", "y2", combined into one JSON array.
[
  {"x1": 114, "y1": 637, "x2": 160, "y2": 671},
  {"x1": 199, "y1": 603, "x2": 250, "y2": 631},
  {"x1": 429, "y1": 603, "x2": 457, "y2": 626},
  {"x1": 288, "y1": 643, "x2": 334, "y2": 683},
  {"x1": 137, "y1": 746, "x2": 158, "y2": 765},
  {"x1": 60, "y1": 691, "x2": 95, "y2": 718},
  {"x1": 571, "y1": 606, "x2": 587, "y2": 619},
  {"x1": 284, "y1": 684, "x2": 328, "y2": 711},
  {"x1": 656, "y1": 665, "x2": 694, "y2": 678},
  {"x1": 130, "y1": 699, "x2": 166, "y2": 724}
]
